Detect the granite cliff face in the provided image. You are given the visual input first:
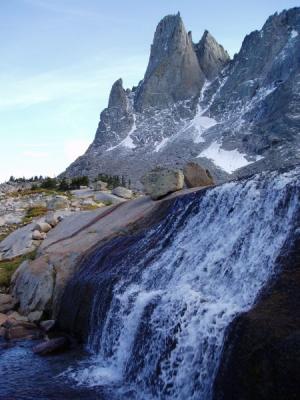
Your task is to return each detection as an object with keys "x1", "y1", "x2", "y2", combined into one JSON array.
[
  {"x1": 63, "y1": 8, "x2": 300, "y2": 187},
  {"x1": 135, "y1": 13, "x2": 205, "y2": 111}
]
